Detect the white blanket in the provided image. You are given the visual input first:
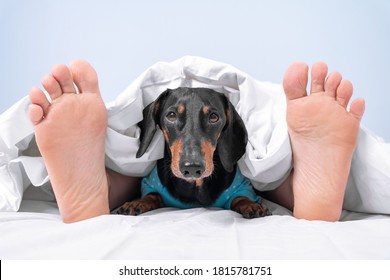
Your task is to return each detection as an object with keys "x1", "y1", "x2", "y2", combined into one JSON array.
[
  {"x1": 1, "y1": 56, "x2": 390, "y2": 215},
  {"x1": 1, "y1": 56, "x2": 390, "y2": 260}
]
